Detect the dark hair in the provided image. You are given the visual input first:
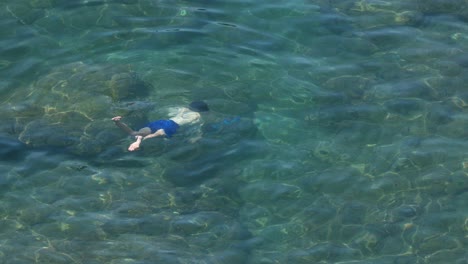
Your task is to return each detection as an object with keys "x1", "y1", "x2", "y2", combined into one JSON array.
[{"x1": 189, "y1": 101, "x2": 209, "y2": 112}]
